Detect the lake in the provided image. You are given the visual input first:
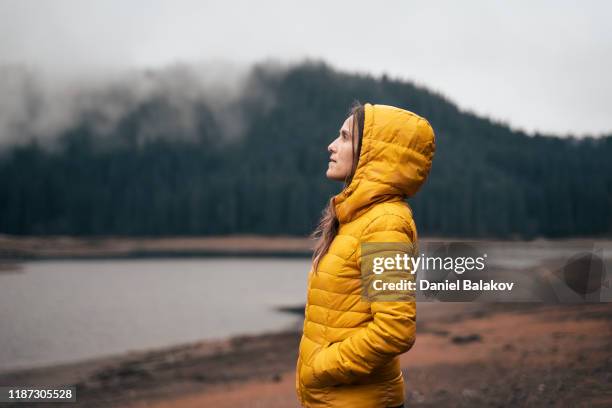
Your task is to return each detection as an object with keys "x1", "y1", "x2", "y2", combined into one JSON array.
[
  {"x1": 0, "y1": 258, "x2": 310, "y2": 373},
  {"x1": 1, "y1": 240, "x2": 610, "y2": 373}
]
